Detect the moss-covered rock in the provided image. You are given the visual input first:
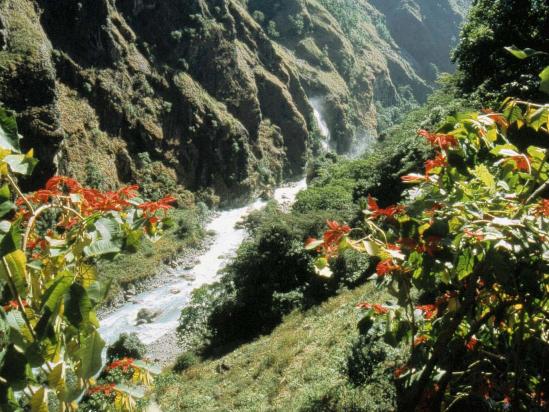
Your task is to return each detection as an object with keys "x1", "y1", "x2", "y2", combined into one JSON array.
[{"x1": 0, "y1": 0, "x2": 469, "y2": 204}]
